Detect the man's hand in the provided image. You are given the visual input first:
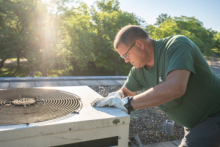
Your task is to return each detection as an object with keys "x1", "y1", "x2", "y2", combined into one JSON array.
[
  {"x1": 91, "y1": 96, "x2": 129, "y2": 113},
  {"x1": 107, "y1": 91, "x2": 124, "y2": 99}
]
